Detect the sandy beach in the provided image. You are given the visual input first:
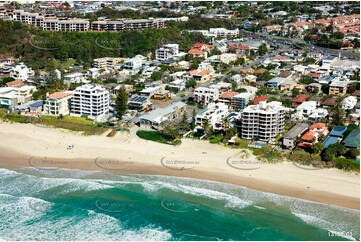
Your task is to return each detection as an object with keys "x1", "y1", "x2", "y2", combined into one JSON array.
[{"x1": 0, "y1": 122, "x2": 359, "y2": 210}]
